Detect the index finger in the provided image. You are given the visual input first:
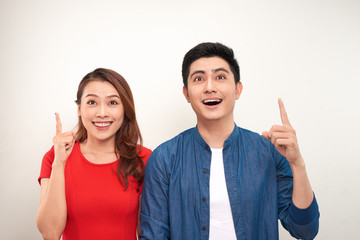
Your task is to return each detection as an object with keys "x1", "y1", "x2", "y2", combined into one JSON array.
[
  {"x1": 278, "y1": 98, "x2": 291, "y2": 126},
  {"x1": 55, "y1": 112, "x2": 62, "y2": 135}
]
